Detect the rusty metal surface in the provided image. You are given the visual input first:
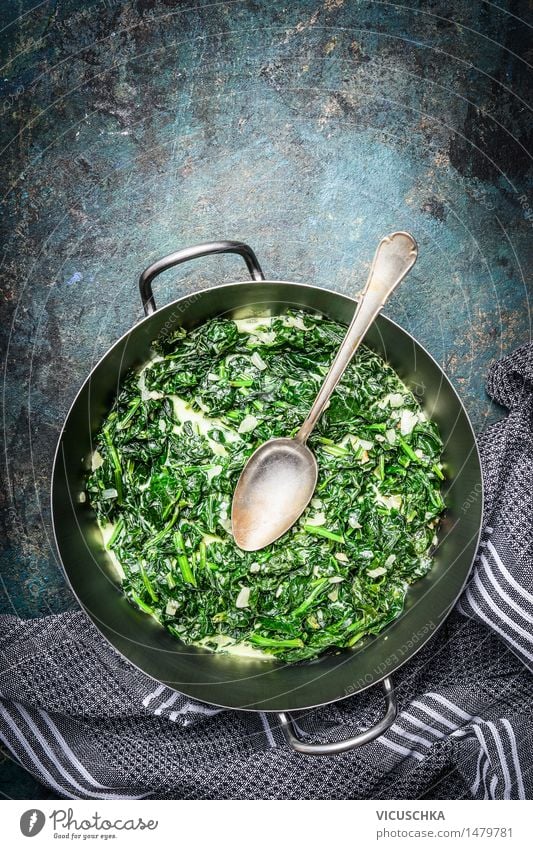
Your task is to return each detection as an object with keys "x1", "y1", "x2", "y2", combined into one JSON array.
[{"x1": 0, "y1": 0, "x2": 531, "y2": 797}]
